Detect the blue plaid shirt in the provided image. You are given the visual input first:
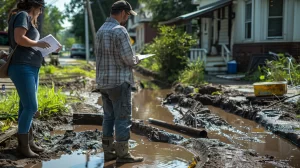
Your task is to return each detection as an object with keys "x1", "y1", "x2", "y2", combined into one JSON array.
[{"x1": 95, "y1": 17, "x2": 139, "y2": 89}]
